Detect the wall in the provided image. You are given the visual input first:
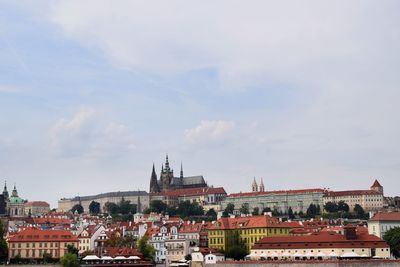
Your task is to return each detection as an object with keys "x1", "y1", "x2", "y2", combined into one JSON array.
[{"x1": 206, "y1": 260, "x2": 400, "y2": 267}]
